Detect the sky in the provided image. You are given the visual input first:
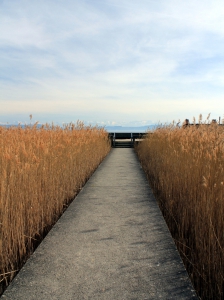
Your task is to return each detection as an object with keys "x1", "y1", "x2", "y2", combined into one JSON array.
[{"x1": 0, "y1": 0, "x2": 224, "y2": 126}]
